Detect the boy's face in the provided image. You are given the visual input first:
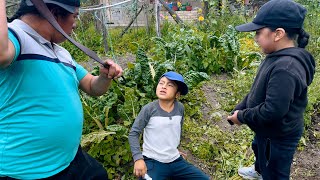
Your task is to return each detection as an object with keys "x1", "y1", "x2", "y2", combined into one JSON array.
[
  {"x1": 254, "y1": 27, "x2": 277, "y2": 54},
  {"x1": 156, "y1": 77, "x2": 180, "y2": 101}
]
